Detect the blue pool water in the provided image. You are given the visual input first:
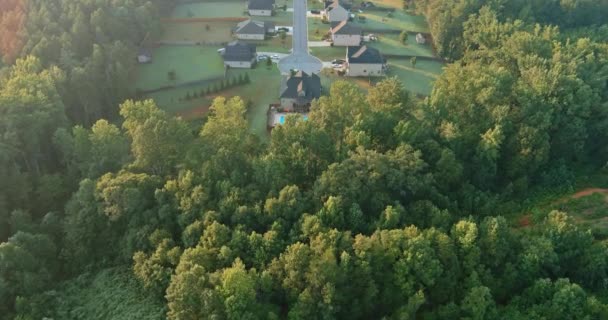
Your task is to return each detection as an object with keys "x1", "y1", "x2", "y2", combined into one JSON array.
[{"x1": 278, "y1": 114, "x2": 309, "y2": 125}]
